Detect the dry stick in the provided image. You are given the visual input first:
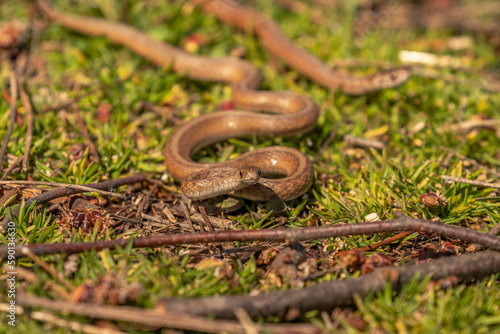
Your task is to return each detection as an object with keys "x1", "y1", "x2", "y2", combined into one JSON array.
[
  {"x1": 17, "y1": 293, "x2": 320, "y2": 334},
  {"x1": 181, "y1": 195, "x2": 196, "y2": 232},
  {"x1": 21, "y1": 248, "x2": 73, "y2": 290},
  {"x1": 159, "y1": 250, "x2": 500, "y2": 319},
  {"x1": 197, "y1": 204, "x2": 215, "y2": 232},
  {"x1": 234, "y1": 308, "x2": 260, "y2": 333},
  {"x1": 344, "y1": 134, "x2": 385, "y2": 150},
  {"x1": 18, "y1": 82, "x2": 34, "y2": 172},
  {"x1": 140, "y1": 212, "x2": 172, "y2": 226},
  {"x1": 468, "y1": 222, "x2": 500, "y2": 253},
  {"x1": 0, "y1": 155, "x2": 24, "y2": 180},
  {"x1": 26, "y1": 311, "x2": 125, "y2": 334},
  {"x1": 0, "y1": 180, "x2": 125, "y2": 198},
  {"x1": 0, "y1": 70, "x2": 19, "y2": 172},
  {"x1": 450, "y1": 119, "x2": 499, "y2": 133},
  {"x1": 139, "y1": 212, "x2": 197, "y2": 231},
  {"x1": 0, "y1": 174, "x2": 148, "y2": 231},
  {"x1": 191, "y1": 213, "x2": 234, "y2": 229},
  {"x1": 441, "y1": 175, "x2": 500, "y2": 189},
  {"x1": 2, "y1": 215, "x2": 500, "y2": 260},
  {"x1": 71, "y1": 104, "x2": 100, "y2": 163},
  {"x1": 137, "y1": 212, "x2": 233, "y2": 231}
]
